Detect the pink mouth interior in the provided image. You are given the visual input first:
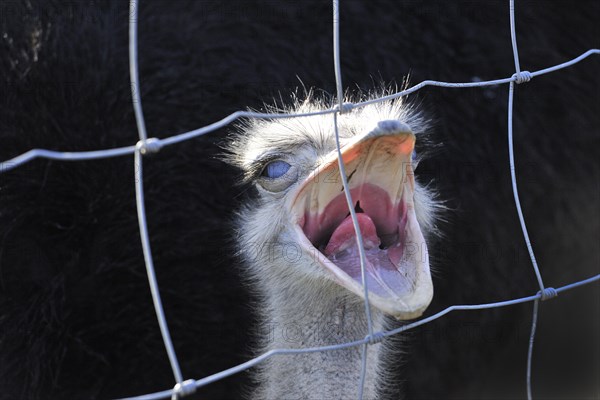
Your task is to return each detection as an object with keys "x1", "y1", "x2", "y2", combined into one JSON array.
[{"x1": 300, "y1": 184, "x2": 414, "y2": 298}]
